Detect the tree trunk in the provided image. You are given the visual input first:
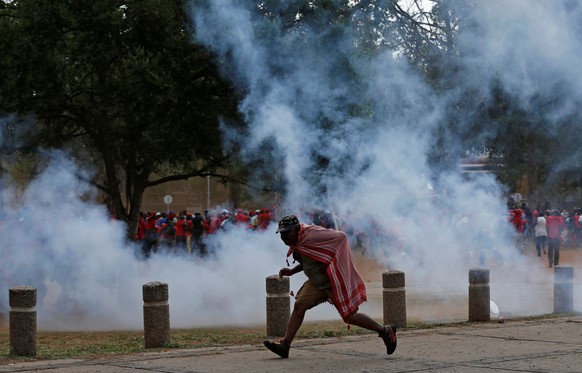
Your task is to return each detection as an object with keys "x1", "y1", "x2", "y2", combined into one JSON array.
[
  {"x1": 101, "y1": 153, "x2": 150, "y2": 240},
  {"x1": 125, "y1": 177, "x2": 147, "y2": 241}
]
